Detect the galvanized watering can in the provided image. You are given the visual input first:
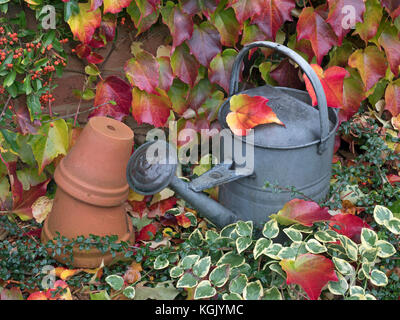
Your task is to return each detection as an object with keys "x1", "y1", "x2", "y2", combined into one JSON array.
[{"x1": 126, "y1": 41, "x2": 338, "y2": 229}]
